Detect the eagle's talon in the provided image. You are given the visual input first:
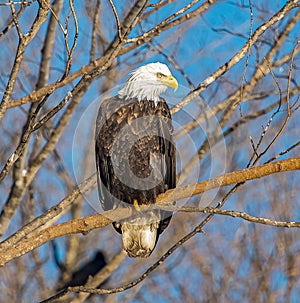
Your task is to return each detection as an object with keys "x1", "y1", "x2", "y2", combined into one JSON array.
[{"x1": 133, "y1": 199, "x2": 141, "y2": 211}]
